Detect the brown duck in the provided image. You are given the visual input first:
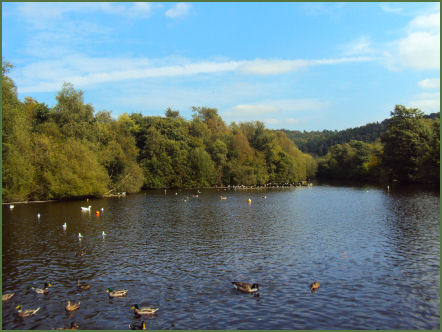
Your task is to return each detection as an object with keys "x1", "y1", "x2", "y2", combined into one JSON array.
[
  {"x1": 232, "y1": 281, "x2": 259, "y2": 293},
  {"x1": 65, "y1": 301, "x2": 80, "y2": 312}
]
